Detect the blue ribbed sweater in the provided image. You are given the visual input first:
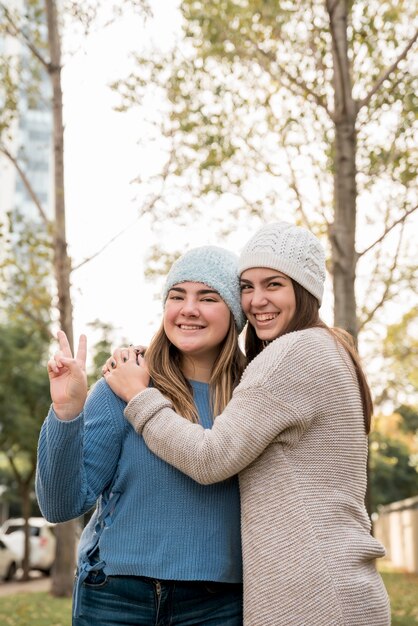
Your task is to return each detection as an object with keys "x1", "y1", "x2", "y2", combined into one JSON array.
[{"x1": 36, "y1": 378, "x2": 242, "y2": 584}]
